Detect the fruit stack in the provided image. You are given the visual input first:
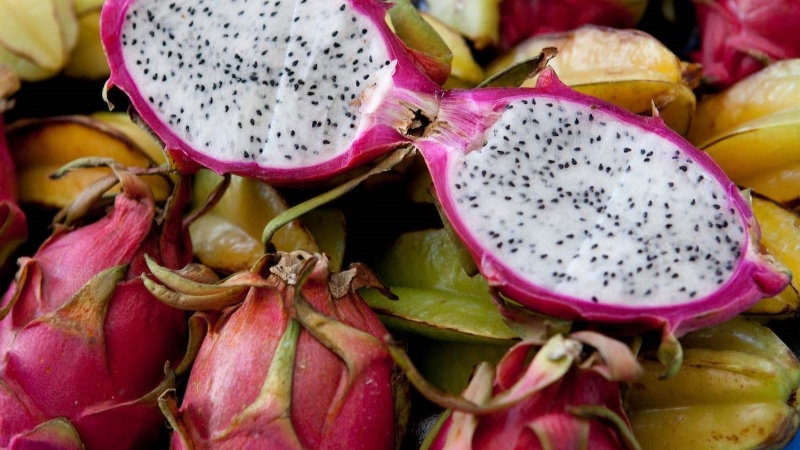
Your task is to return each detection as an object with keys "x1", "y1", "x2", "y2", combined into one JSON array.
[{"x1": 1, "y1": 0, "x2": 800, "y2": 449}]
